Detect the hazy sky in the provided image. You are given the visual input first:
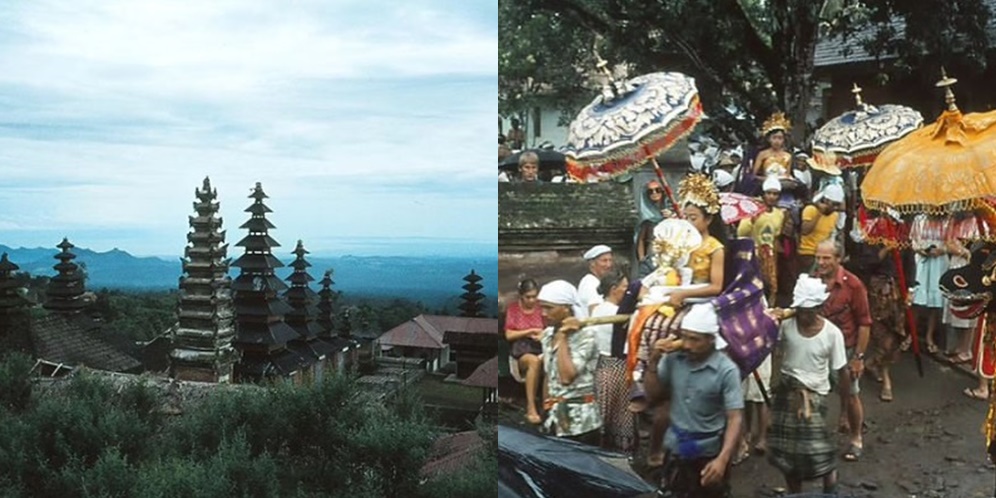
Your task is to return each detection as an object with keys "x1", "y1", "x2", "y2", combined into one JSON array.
[{"x1": 0, "y1": 1, "x2": 496, "y2": 257}]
